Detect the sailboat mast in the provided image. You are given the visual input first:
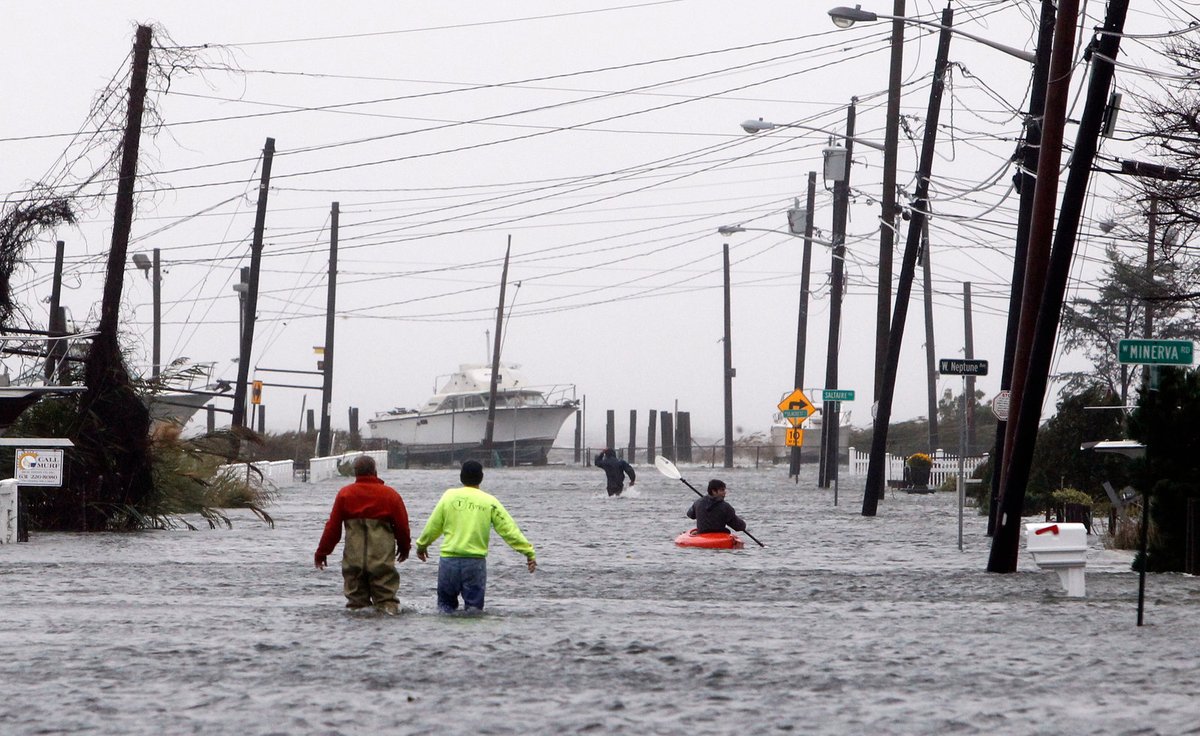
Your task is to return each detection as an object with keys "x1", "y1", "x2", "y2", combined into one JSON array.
[{"x1": 482, "y1": 237, "x2": 510, "y2": 452}]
